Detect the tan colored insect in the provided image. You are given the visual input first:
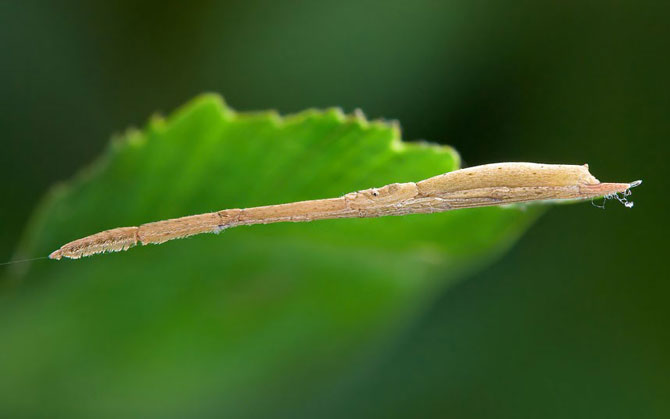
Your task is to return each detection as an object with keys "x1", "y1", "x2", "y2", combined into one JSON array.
[{"x1": 49, "y1": 162, "x2": 641, "y2": 260}]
